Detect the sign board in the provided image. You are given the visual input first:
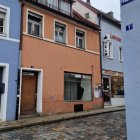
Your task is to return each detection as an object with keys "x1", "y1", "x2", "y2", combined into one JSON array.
[
  {"x1": 121, "y1": 0, "x2": 134, "y2": 6},
  {"x1": 126, "y1": 23, "x2": 133, "y2": 31}
]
